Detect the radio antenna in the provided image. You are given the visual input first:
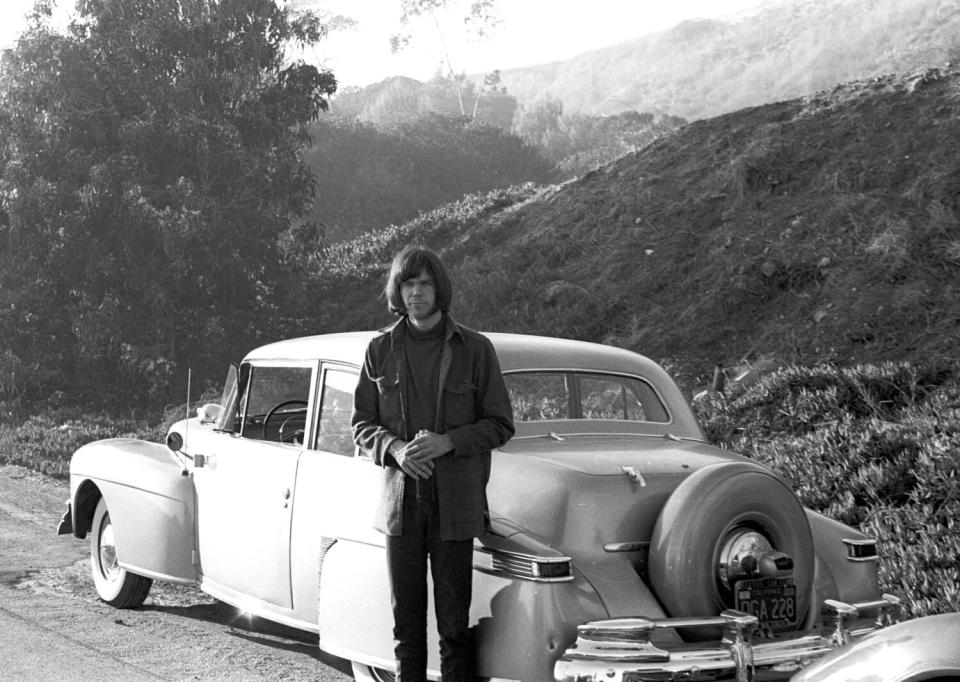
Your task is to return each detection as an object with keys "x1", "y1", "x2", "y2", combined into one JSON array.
[{"x1": 185, "y1": 368, "x2": 192, "y2": 452}]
